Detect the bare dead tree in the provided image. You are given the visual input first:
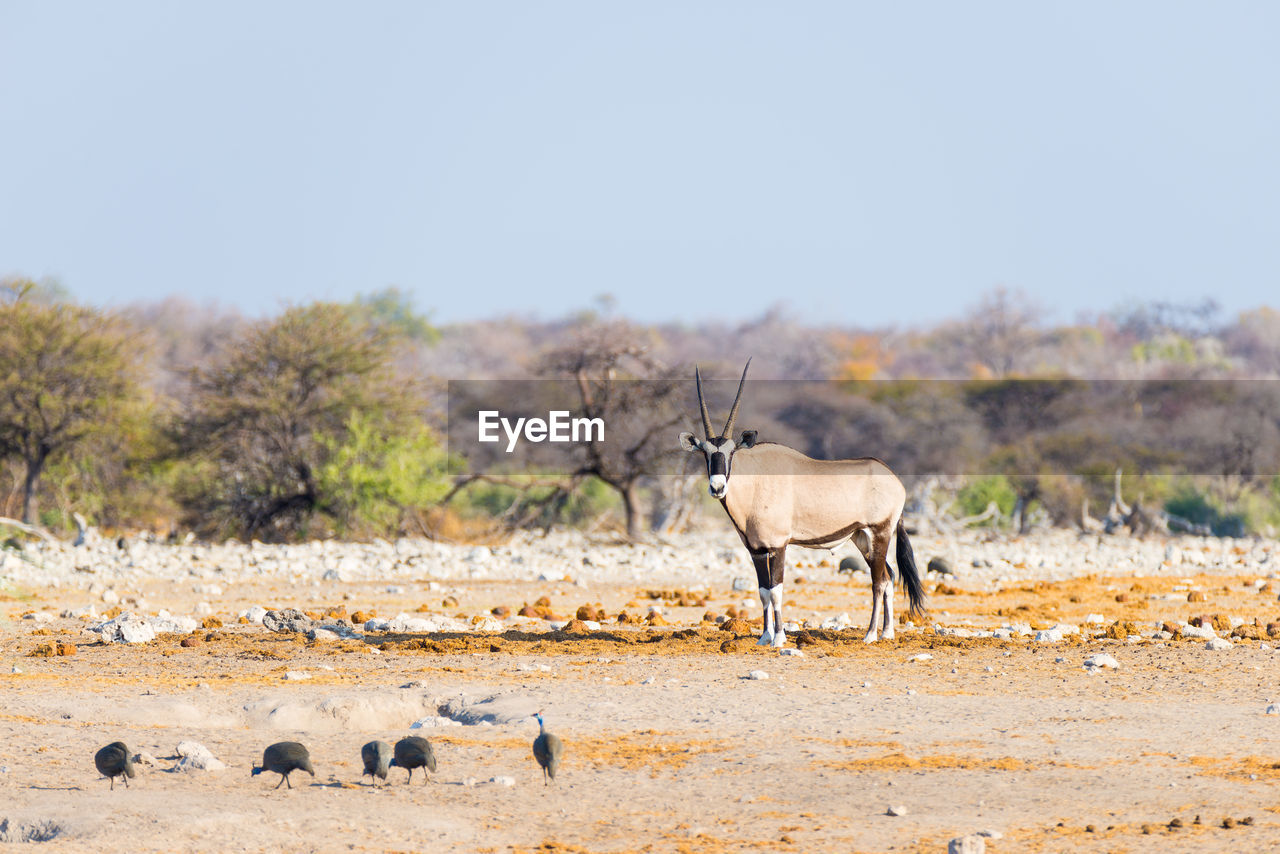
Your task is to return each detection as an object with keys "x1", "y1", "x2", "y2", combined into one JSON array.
[{"x1": 540, "y1": 322, "x2": 687, "y2": 540}]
